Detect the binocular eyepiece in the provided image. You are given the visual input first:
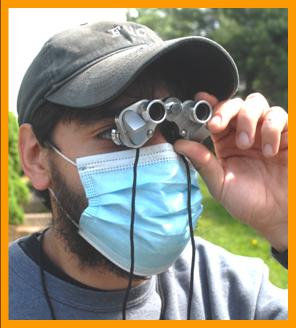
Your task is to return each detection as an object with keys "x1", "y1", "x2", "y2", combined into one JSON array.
[
  {"x1": 143, "y1": 99, "x2": 167, "y2": 123},
  {"x1": 109, "y1": 97, "x2": 213, "y2": 148}
]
